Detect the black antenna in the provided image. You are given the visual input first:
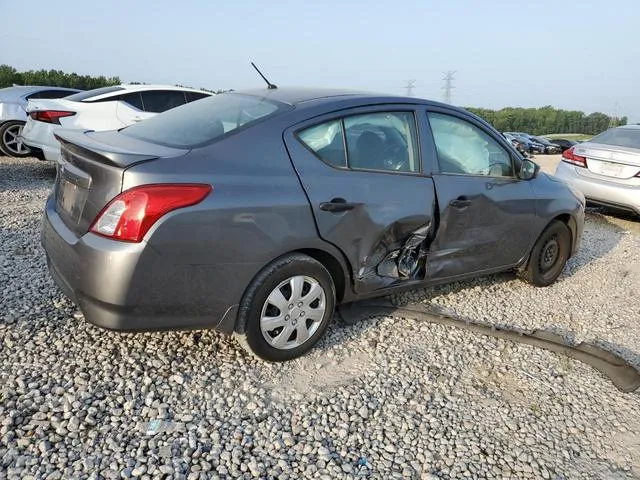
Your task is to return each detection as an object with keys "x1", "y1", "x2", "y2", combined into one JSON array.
[{"x1": 251, "y1": 62, "x2": 277, "y2": 89}]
